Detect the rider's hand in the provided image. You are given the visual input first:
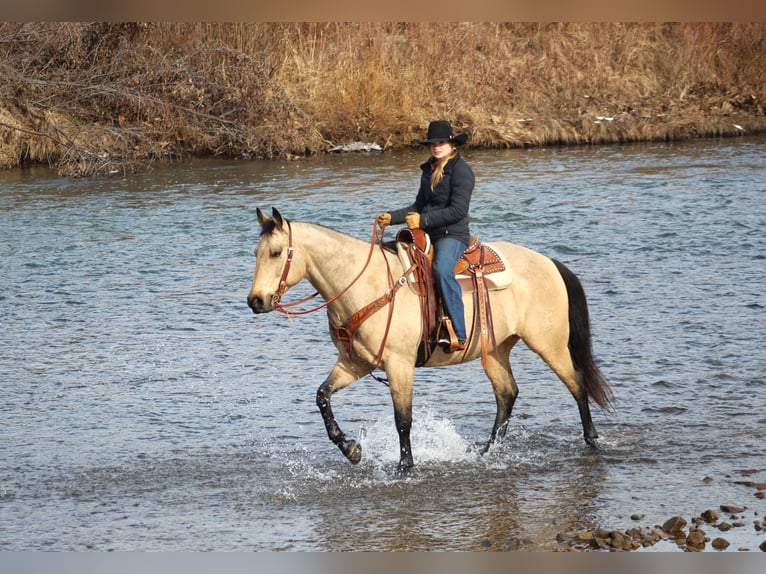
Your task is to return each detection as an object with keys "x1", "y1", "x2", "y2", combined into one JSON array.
[
  {"x1": 377, "y1": 212, "x2": 392, "y2": 227},
  {"x1": 405, "y1": 212, "x2": 421, "y2": 229}
]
